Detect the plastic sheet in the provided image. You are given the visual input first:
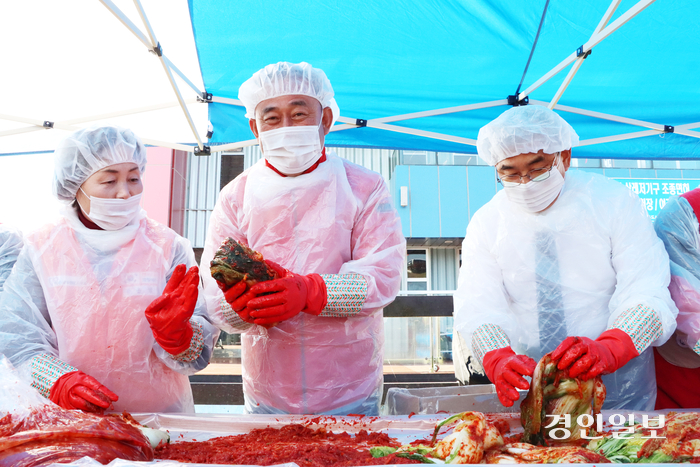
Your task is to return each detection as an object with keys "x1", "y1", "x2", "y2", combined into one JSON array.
[
  {"x1": 39, "y1": 408, "x2": 698, "y2": 466},
  {"x1": 0, "y1": 356, "x2": 153, "y2": 467},
  {"x1": 0, "y1": 355, "x2": 46, "y2": 419},
  {"x1": 200, "y1": 151, "x2": 405, "y2": 415},
  {"x1": 45, "y1": 412, "x2": 452, "y2": 467},
  {"x1": 0, "y1": 204, "x2": 219, "y2": 414},
  {"x1": 0, "y1": 225, "x2": 22, "y2": 294},
  {"x1": 655, "y1": 195, "x2": 700, "y2": 353},
  {"x1": 55, "y1": 459, "x2": 298, "y2": 467}
]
